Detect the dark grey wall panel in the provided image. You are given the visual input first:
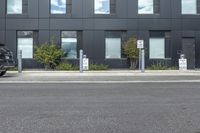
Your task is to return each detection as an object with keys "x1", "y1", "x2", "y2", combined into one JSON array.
[
  {"x1": 92, "y1": 30, "x2": 104, "y2": 59},
  {"x1": 83, "y1": 19, "x2": 94, "y2": 30},
  {"x1": 182, "y1": 19, "x2": 200, "y2": 30},
  {"x1": 50, "y1": 19, "x2": 83, "y2": 30},
  {"x1": 6, "y1": 19, "x2": 38, "y2": 30},
  {"x1": 39, "y1": 0, "x2": 49, "y2": 18},
  {"x1": 0, "y1": 0, "x2": 5, "y2": 17},
  {"x1": 127, "y1": 0, "x2": 138, "y2": 18},
  {"x1": 50, "y1": 30, "x2": 61, "y2": 45},
  {"x1": 83, "y1": 0, "x2": 93, "y2": 18},
  {"x1": 38, "y1": 30, "x2": 50, "y2": 44},
  {"x1": 116, "y1": 0, "x2": 128, "y2": 18},
  {"x1": 94, "y1": 19, "x2": 127, "y2": 30},
  {"x1": 171, "y1": 0, "x2": 181, "y2": 18},
  {"x1": 0, "y1": 0, "x2": 200, "y2": 68},
  {"x1": 182, "y1": 31, "x2": 196, "y2": 37},
  {"x1": 160, "y1": 0, "x2": 171, "y2": 18},
  {"x1": 72, "y1": 0, "x2": 83, "y2": 18},
  {"x1": 171, "y1": 19, "x2": 181, "y2": 30},
  {"x1": 0, "y1": 19, "x2": 5, "y2": 30},
  {"x1": 127, "y1": 19, "x2": 138, "y2": 30},
  {"x1": 138, "y1": 19, "x2": 171, "y2": 30},
  {"x1": 0, "y1": 31, "x2": 5, "y2": 44},
  {"x1": 28, "y1": 0, "x2": 39, "y2": 18},
  {"x1": 83, "y1": 30, "x2": 94, "y2": 58},
  {"x1": 5, "y1": 31, "x2": 17, "y2": 58},
  {"x1": 39, "y1": 19, "x2": 50, "y2": 30}
]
